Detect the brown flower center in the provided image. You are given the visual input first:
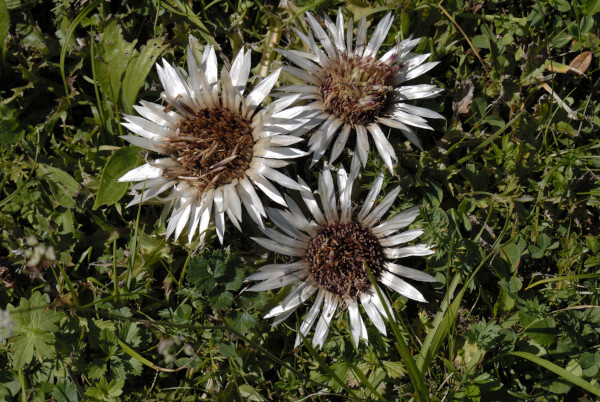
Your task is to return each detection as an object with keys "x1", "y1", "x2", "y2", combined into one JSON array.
[
  {"x1": 306, "y1": 221, "x2": 385, "y2": 298},
  {"x1": 320, "y1": 54, "x2": 397, "y2": 126},
  {"x1": 165, "y1": 107, "x2": 254, "y2": 191}
]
